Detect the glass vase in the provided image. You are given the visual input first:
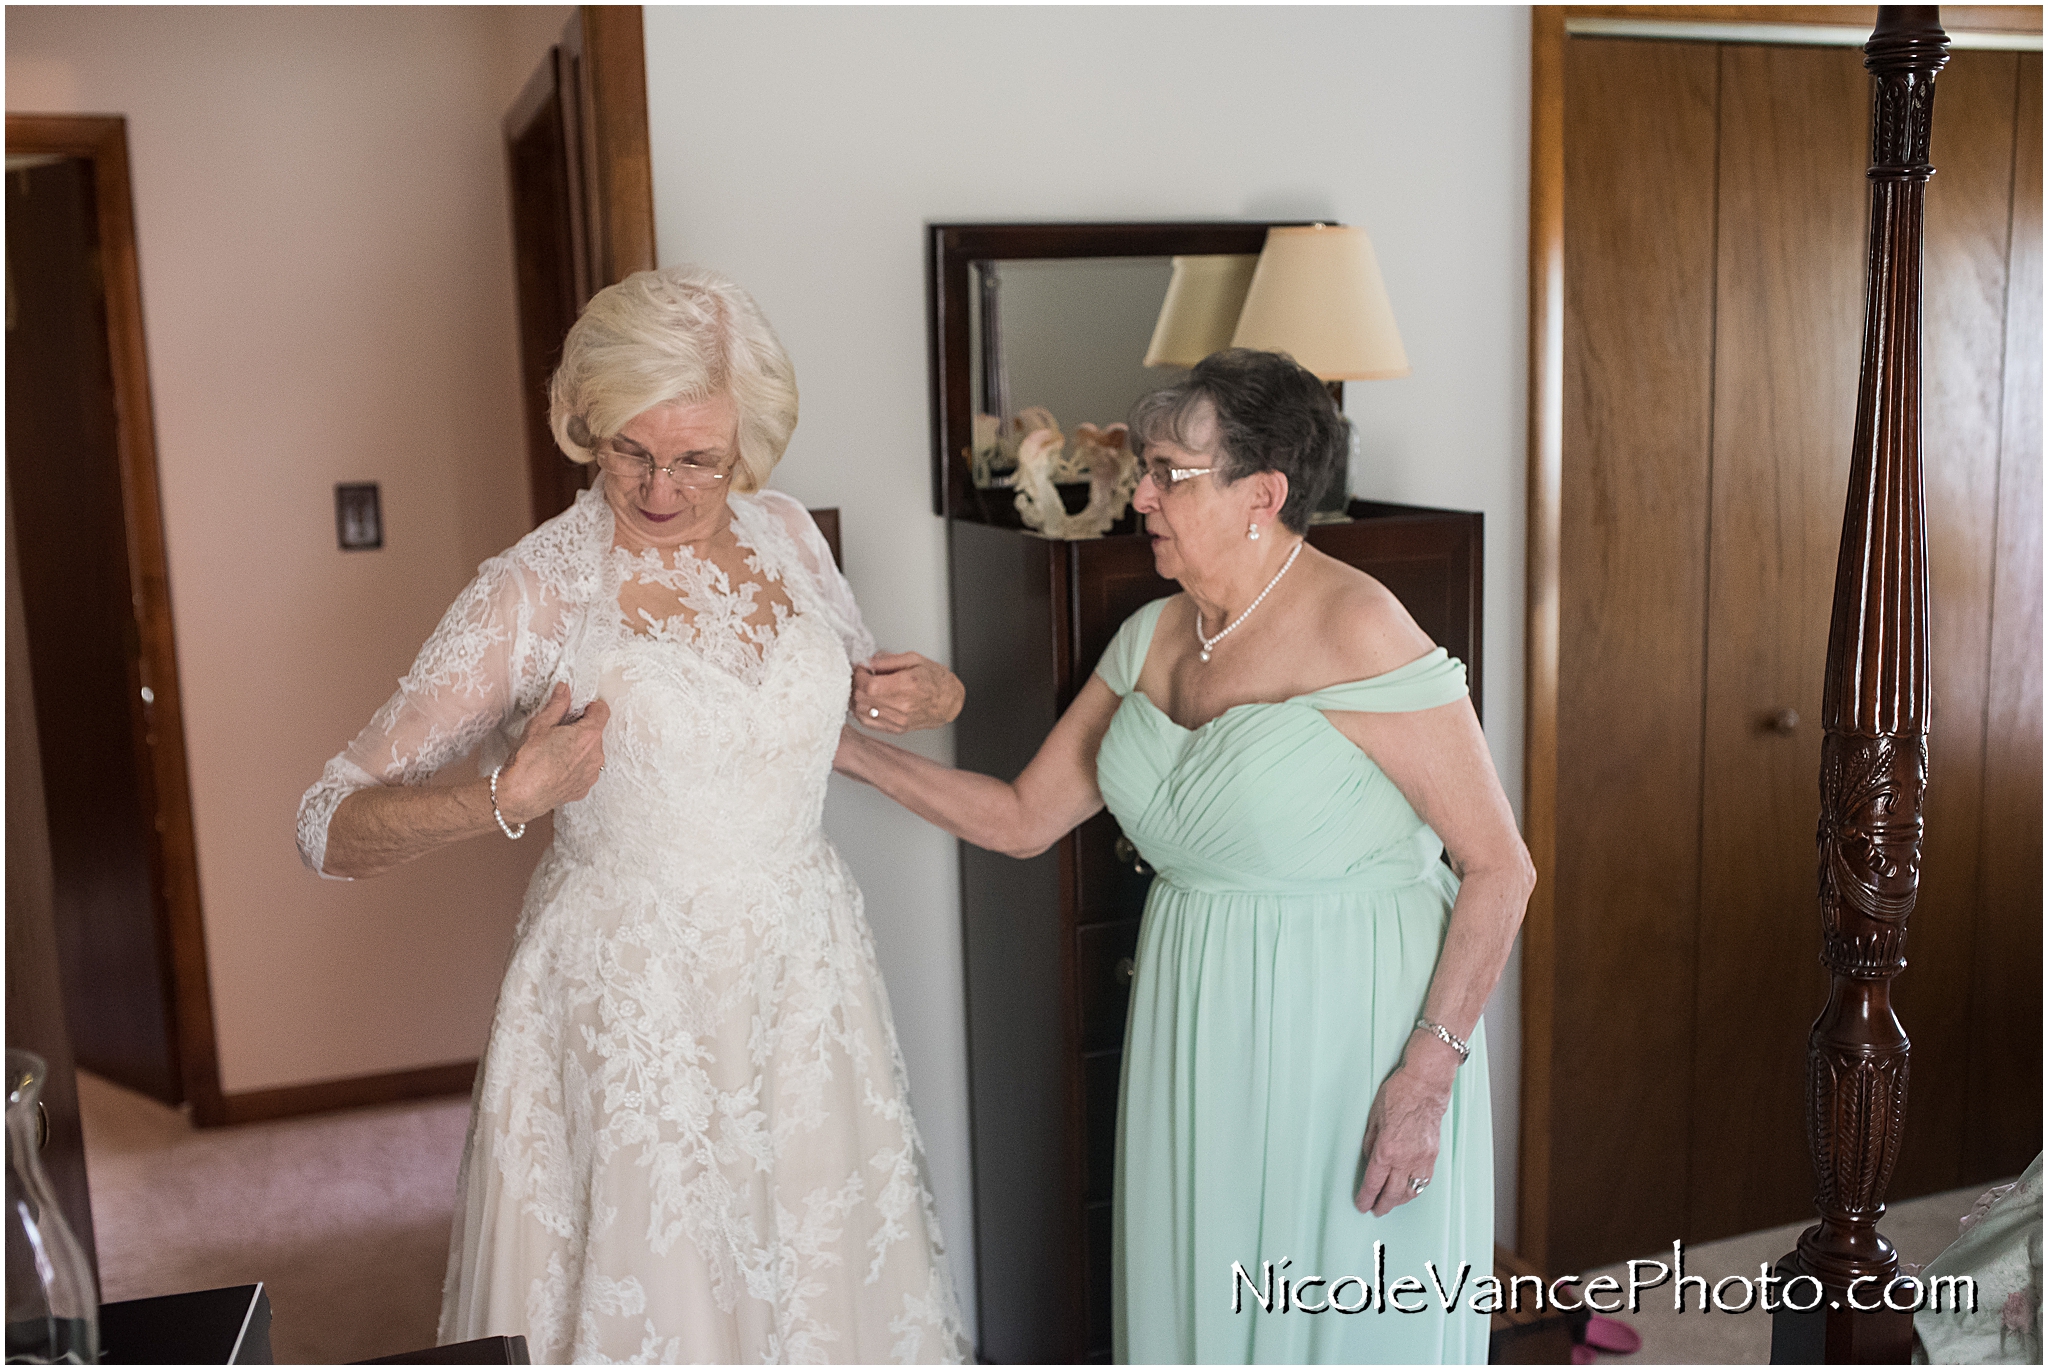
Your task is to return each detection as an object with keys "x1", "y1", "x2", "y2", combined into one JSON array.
[{"x1": 6, "y1": 1051, "x2": 97, "y2": 1364}]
